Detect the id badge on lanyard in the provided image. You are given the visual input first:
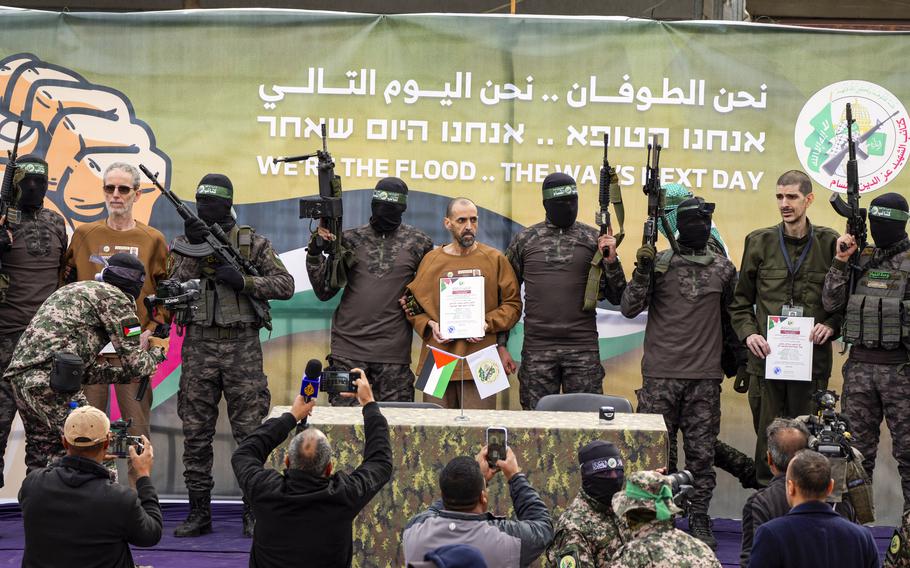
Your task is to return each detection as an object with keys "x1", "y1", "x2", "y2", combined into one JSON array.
[{"x1": 778, "y1": 225, "x2": 813, "y2": 318}]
